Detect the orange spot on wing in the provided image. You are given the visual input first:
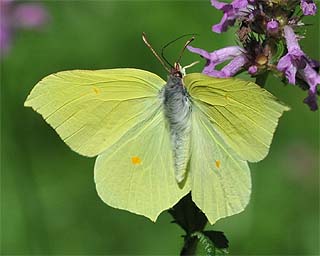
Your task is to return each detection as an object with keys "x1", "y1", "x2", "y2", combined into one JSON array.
[
  {"x1": 215, "y1": 160, "x2": 221, "y2": 169},
  {"x1": 93, "y1": 87, "x2": 101, "y2": 94},
  {"x1": 131, "y1": 156, "x2": 141, "y2": 165}
]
